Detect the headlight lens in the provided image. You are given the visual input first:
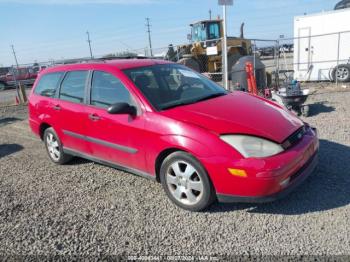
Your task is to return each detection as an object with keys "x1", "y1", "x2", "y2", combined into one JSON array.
[{"x1": 220, "y1": 135, "x2": 284, "y2": 158}]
